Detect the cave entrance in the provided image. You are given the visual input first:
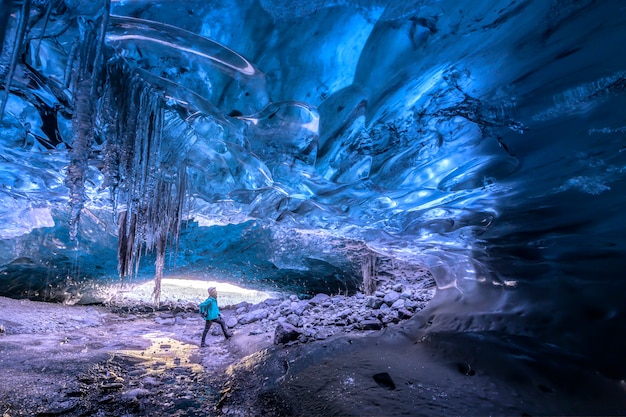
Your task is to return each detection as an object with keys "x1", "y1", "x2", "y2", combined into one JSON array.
[{"x1": 110, "y1": 276, "x2": 277, "y2": 307}]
